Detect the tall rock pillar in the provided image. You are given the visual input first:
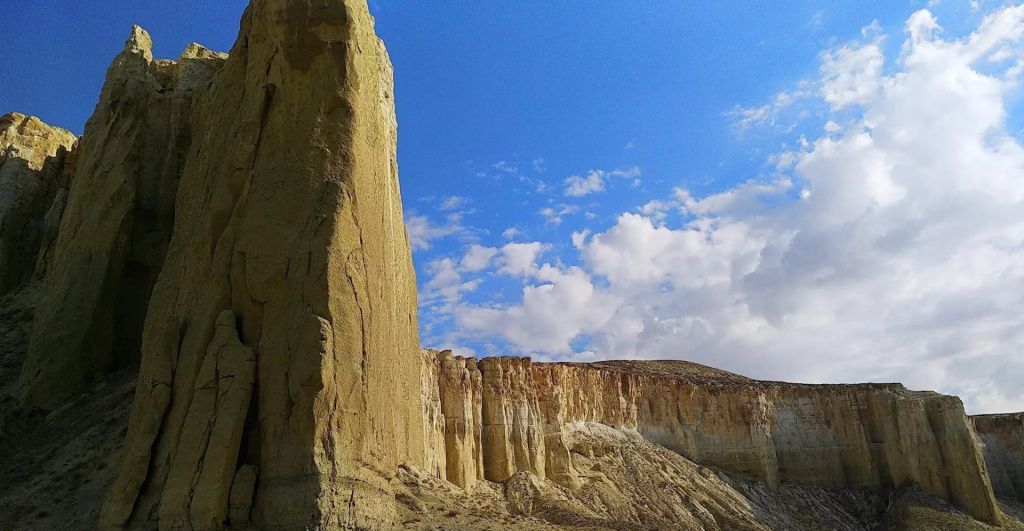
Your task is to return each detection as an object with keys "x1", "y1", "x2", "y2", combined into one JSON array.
[
  {"x1": 100, "y1": 0, "x2": 424, "y2": 529},
  {"x1": 18, "y1": 27, "x2": 225, "y2": 408}
]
